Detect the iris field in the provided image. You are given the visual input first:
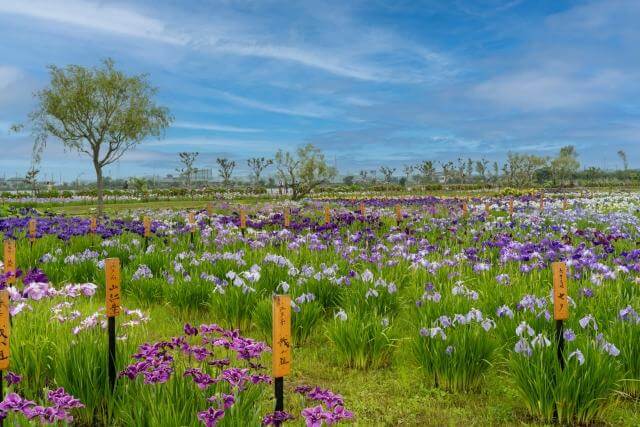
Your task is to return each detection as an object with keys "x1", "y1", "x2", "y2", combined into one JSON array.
[{"x1": 0, "y1": 192, "x2": 639, "y2": 426}]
